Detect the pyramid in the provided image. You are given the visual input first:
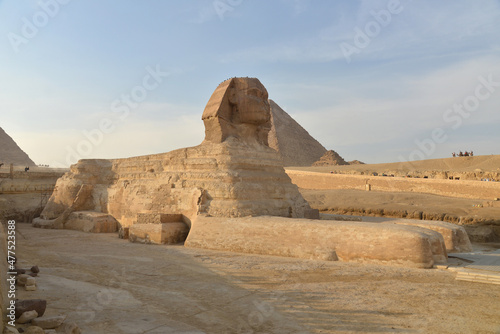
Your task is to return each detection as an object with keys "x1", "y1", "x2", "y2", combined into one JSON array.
[
  {"x1": 268, "y1": 100, "x2": 327, "y2": 166},
  {"x1": 312, "y1": 150, "x2": 349, "y2": 166},
  {"x1": 0, "y1": 127, "x2": 35, "y2": 166}
]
